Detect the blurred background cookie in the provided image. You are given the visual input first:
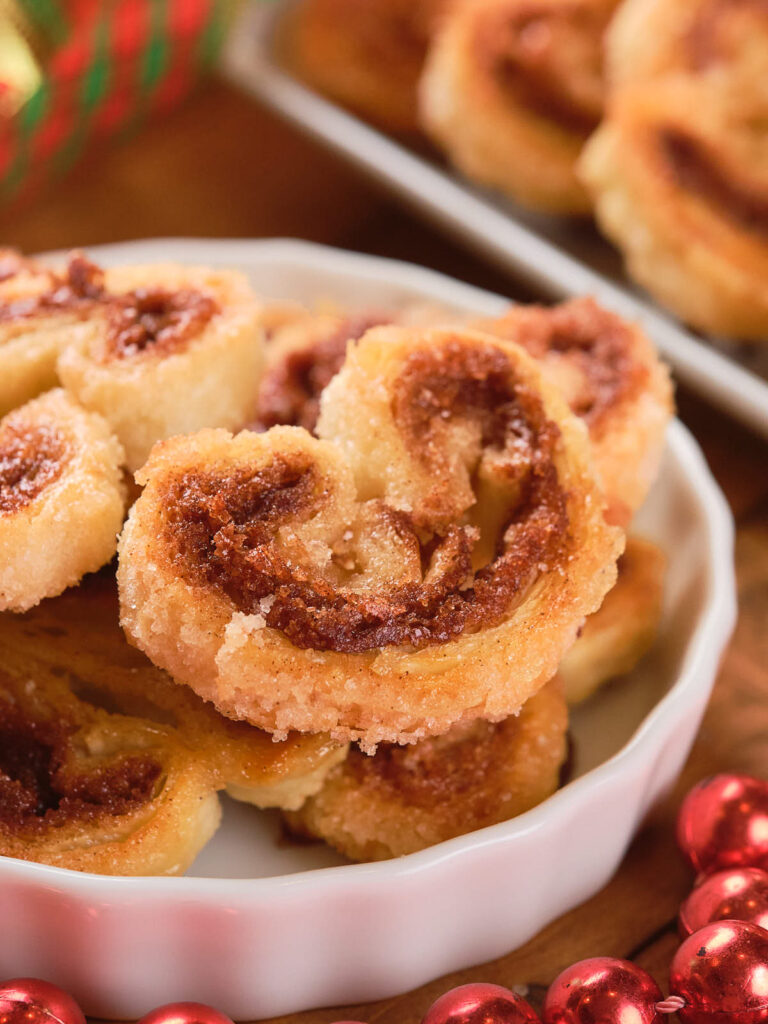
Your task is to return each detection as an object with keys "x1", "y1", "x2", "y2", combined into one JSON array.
[
  {"x1": 283, "y1": 0, "x2": 451, "y2": 133},
  {"x1": 420, "y1": 0, "x2": 619, "y2": 213}
]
